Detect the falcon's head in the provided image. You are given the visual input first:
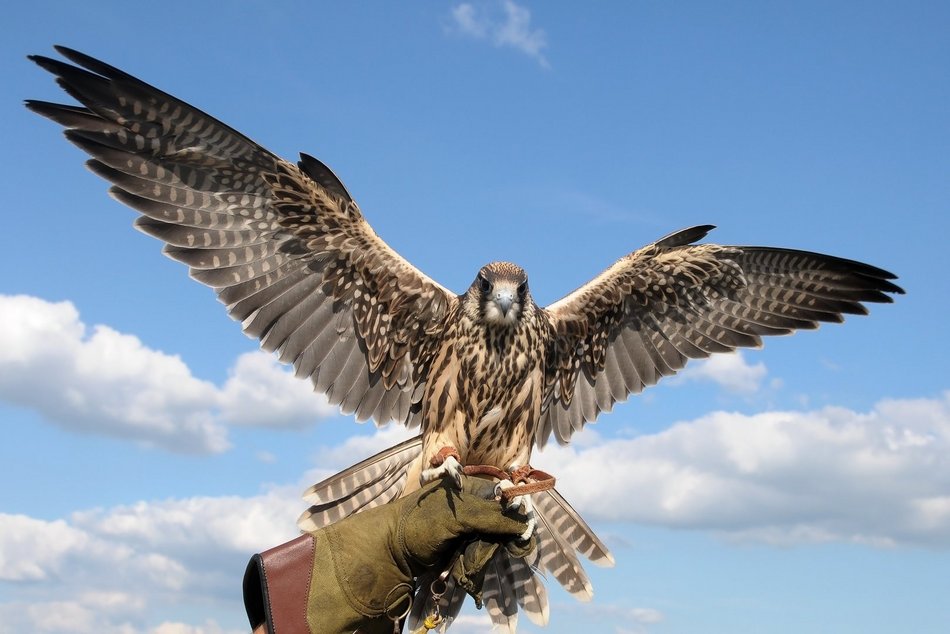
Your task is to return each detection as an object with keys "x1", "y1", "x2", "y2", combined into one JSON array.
[{"x1": 466, "y1": 261, "x2": 531, "y2": 327}]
